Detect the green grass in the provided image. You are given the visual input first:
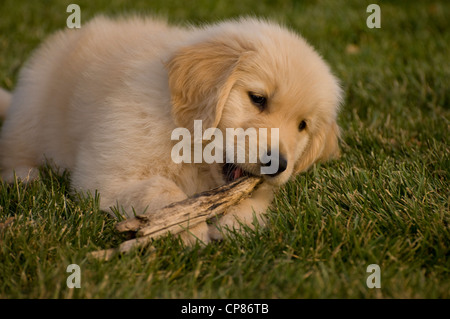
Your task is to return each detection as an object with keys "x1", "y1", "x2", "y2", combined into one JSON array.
[{"x1": 0, "y1": 0, "x2": 449, "y2": 298}]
